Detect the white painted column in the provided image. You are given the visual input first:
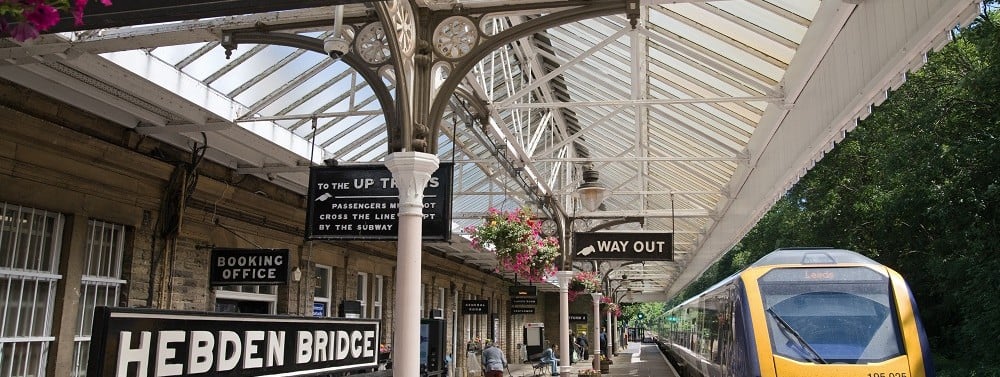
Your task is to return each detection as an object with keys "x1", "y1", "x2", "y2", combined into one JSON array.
[
  {"x1": 556, "y1": 271, "x2": 573, "y2": 377},
  {"x1": 605, "y1": 310, "x2": 613, "y2": 356},
  {"x1": 385, "y1": 151, "x2": 440, "y2": 377},
  {"x1": 590, "y1": 292, "x2": 602, "y2": 371},
  {"x1": 611, "y1": 313, "x2": 617, "y2": 355}
]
